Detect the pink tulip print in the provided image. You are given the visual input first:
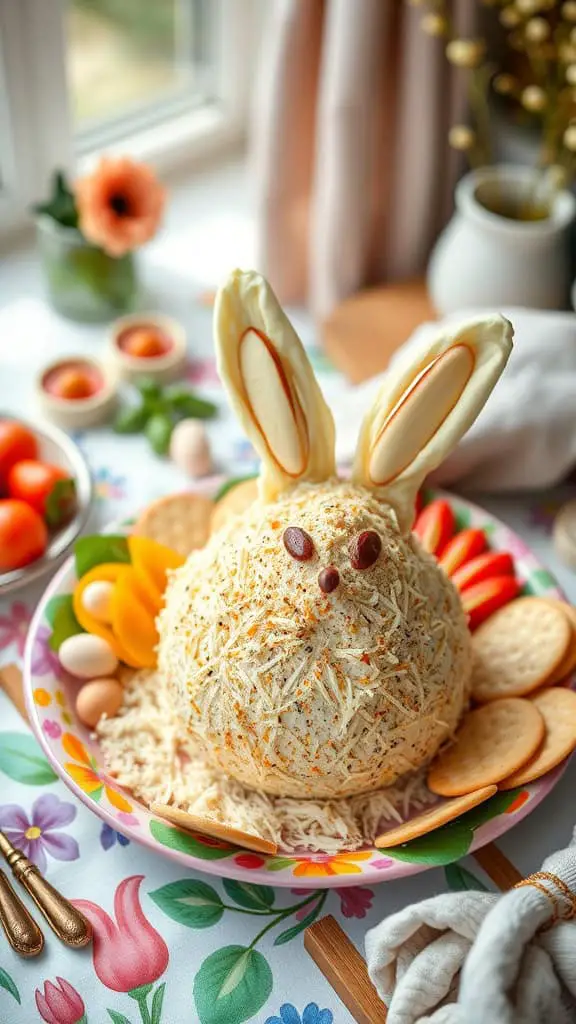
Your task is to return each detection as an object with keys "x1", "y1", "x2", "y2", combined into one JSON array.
[
  {"x1": 35, "y1": 977, "x2": 86, "y2": 1024},
  {"x1": 74, "y1": 875, "x2": 168, "y2": 1023}
]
